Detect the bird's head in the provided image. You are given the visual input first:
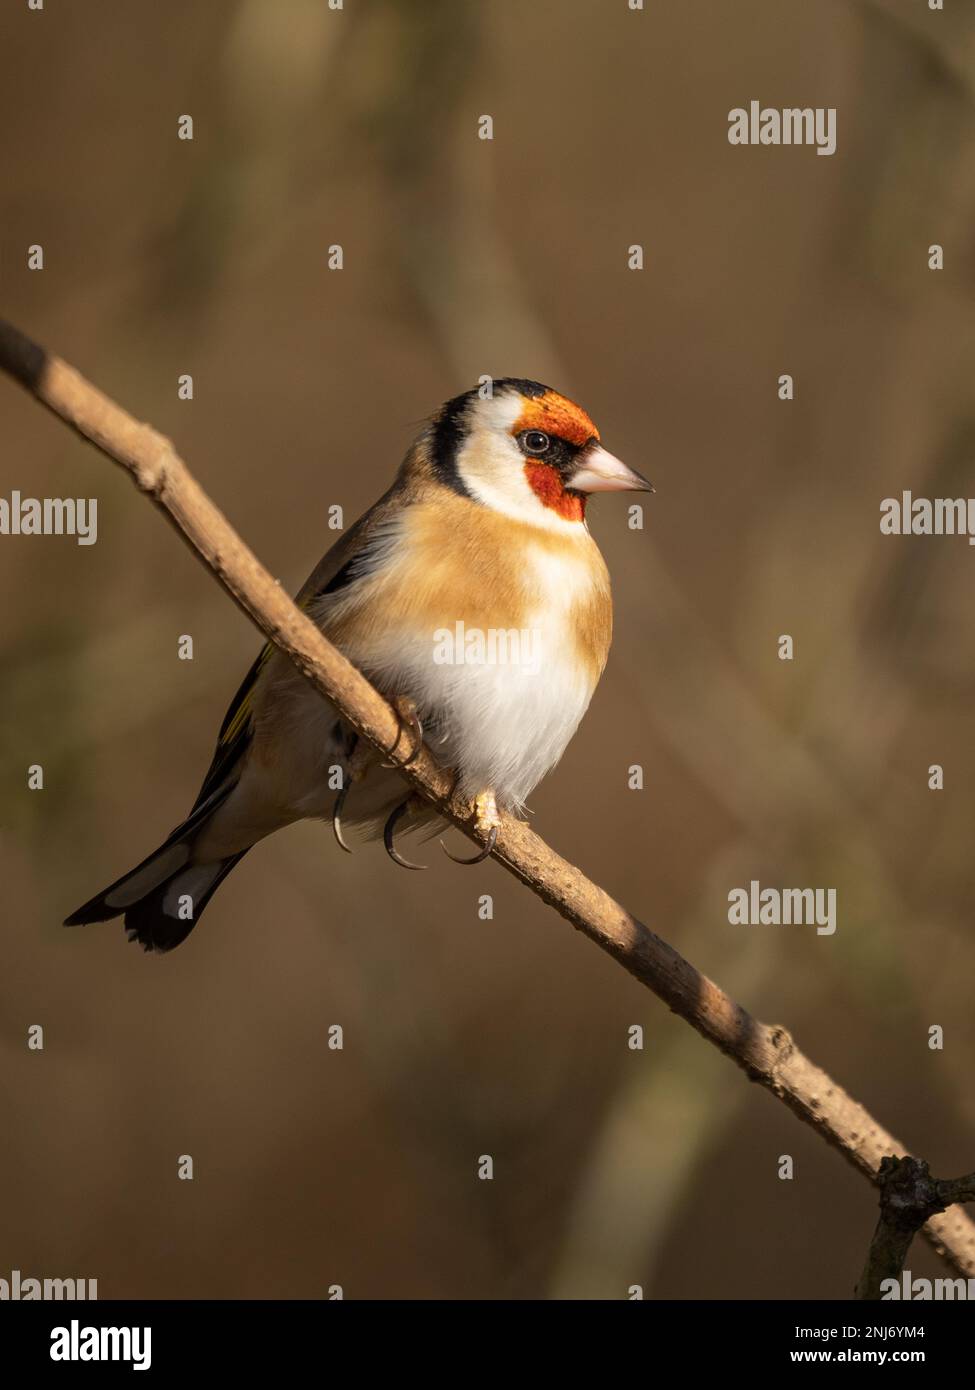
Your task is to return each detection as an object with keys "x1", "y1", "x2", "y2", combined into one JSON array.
[{"x1": 427, "y1": 378, "x2": 653, "y2": 529}]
